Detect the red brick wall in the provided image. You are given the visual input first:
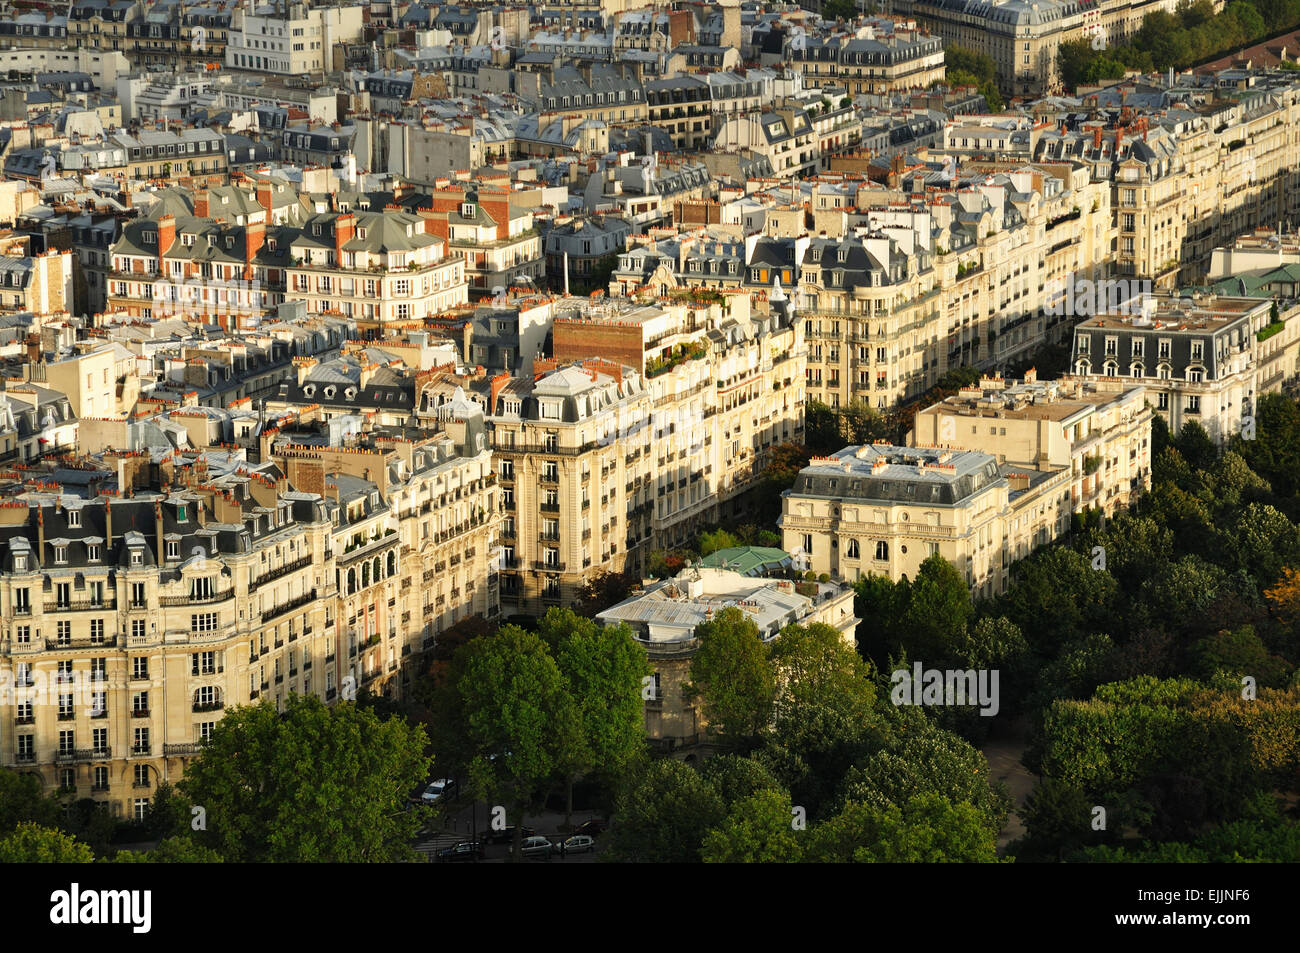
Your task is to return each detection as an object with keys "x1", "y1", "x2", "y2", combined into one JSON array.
[{"x1": 554, "y1": 319, "x2": 643, "y2": 369}]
